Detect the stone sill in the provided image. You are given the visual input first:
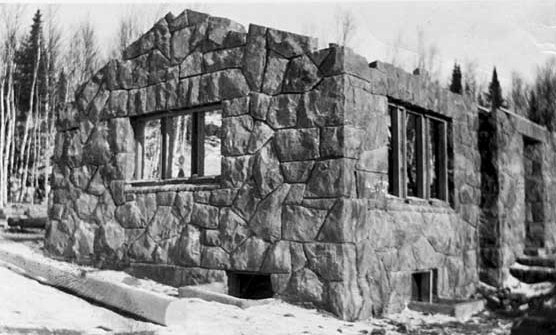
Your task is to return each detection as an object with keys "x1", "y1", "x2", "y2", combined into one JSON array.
[
  {"x1": 125, "y1": 176, "x2": 221, "y2": 194},
  {"x1": 374, "y1": 195, "x2": 454, "y2": 214}
]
